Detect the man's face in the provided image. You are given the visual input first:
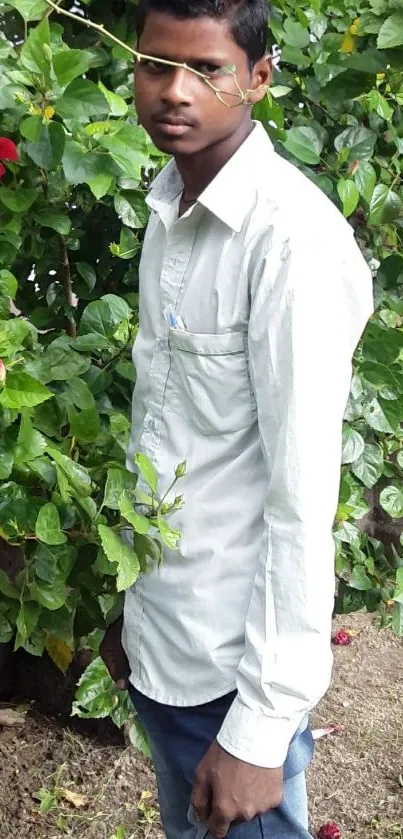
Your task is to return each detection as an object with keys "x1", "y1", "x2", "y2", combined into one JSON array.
[{"x1": 135, "y1": 11, "x2": 270, "y2": 156}]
